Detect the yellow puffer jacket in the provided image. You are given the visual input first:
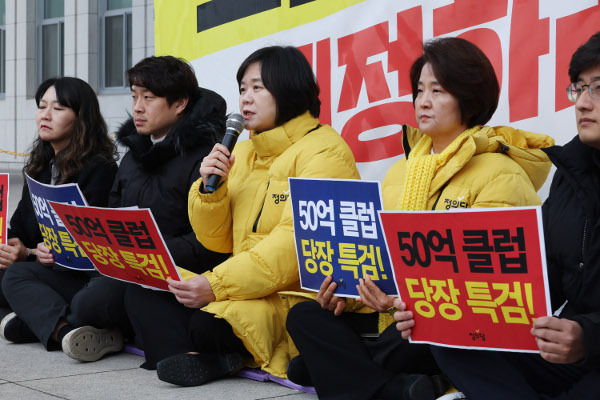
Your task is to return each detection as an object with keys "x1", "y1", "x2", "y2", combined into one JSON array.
[
  {"x1": 382, "y1": 125, "x2": 555, "y2": 211},
  {"x1": 186, "y1": 111, "x2": 360, "y2": 377},
  {"x1": 377, "y1": 124, "x2": 554, "y2": 329}
]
